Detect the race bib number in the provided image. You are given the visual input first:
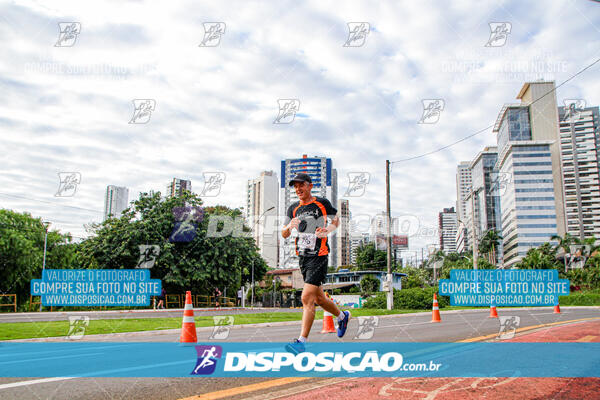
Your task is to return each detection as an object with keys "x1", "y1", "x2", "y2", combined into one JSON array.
[{"x1": 298, "y1": 233, "x2": 317, "y2": 251}]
